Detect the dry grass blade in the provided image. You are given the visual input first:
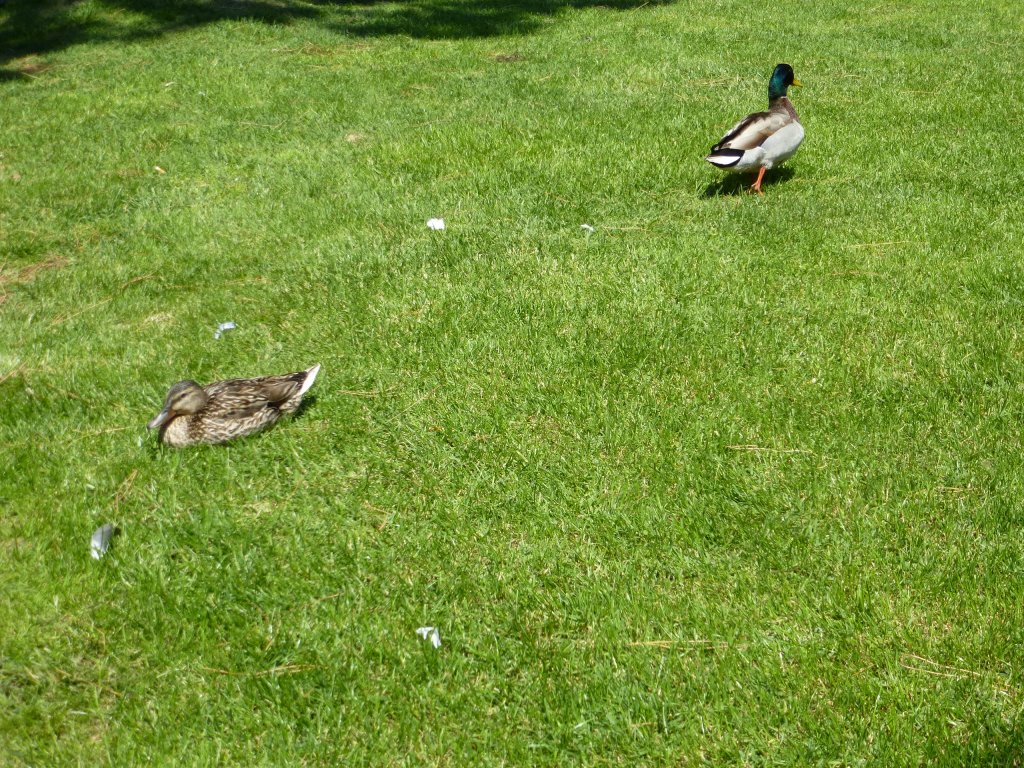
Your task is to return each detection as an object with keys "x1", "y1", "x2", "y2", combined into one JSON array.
[
  {"x1": 901, "y1": 653, "x2": 986, "y2": 680},
  {"x1": 844, "y1": 241, "x2": 920, "y2": 249},
  {"x1": 49, "y1": 297, "x2": 113, "y2": 326},
  {"x1": 202, "y1": 664, "x2": 320, "y2": 677},
  {"x1": 0, "y1": 363, "x2": 27, "y2": 386},
  {"x1": 44, "y1": 271, "x2": 154, "y2": 325},
  {"x1": 0, "y1": 254, "x2": 69, "y2": 292},
  {"x1": 338, "y1": 386, "x2": 398, "y2": 398},
  {"x1": 113, "y1": 469, "x2": 139, "y2": 511},
  {"x1": 627, "y1": 639, "x2": 731, "y2": 650},
  {"x1": 726, "y1": 444, "x2": 812, "y2": 455}
]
